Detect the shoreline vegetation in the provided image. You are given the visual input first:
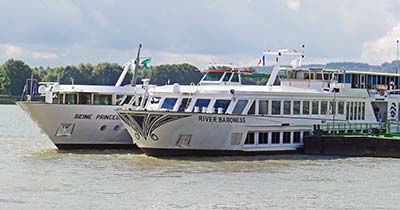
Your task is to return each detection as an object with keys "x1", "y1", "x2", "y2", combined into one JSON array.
[{"x1": 0, "y1": 58, "x2": 399, "y2": 104}]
